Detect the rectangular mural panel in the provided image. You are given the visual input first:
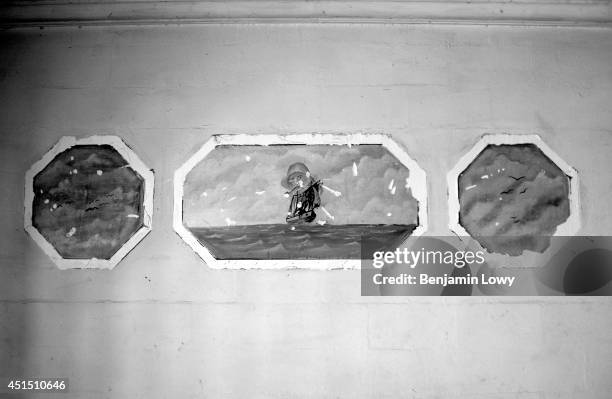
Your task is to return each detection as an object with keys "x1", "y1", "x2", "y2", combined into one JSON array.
[{"x1": 175, "y1": 134, "x2": 427, "y2": 267}]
